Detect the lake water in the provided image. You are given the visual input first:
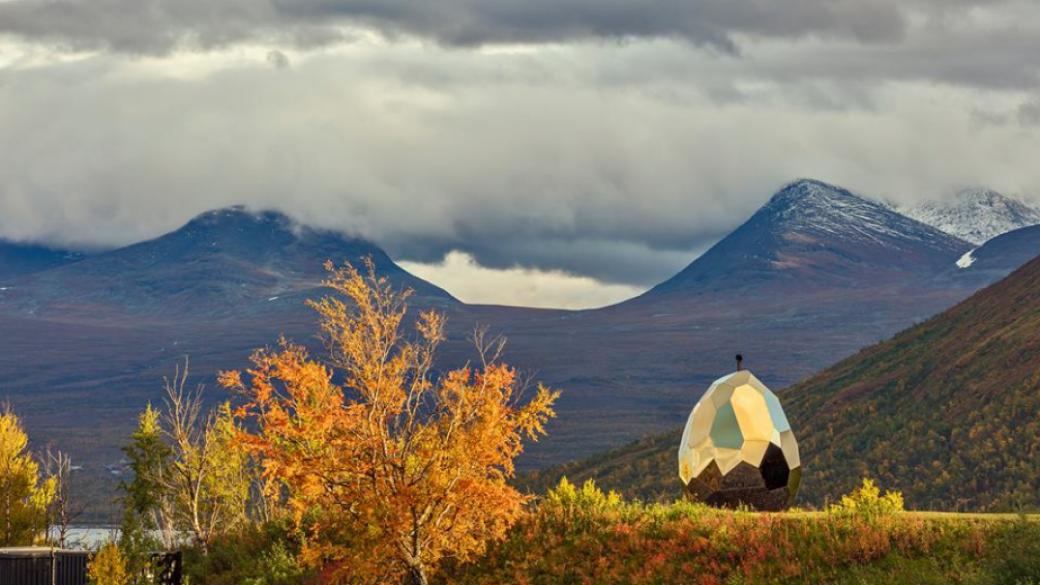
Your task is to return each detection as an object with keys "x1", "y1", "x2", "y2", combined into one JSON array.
[{"x1": 49, "y1": 526, "x2": 120, "y2": 550}]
